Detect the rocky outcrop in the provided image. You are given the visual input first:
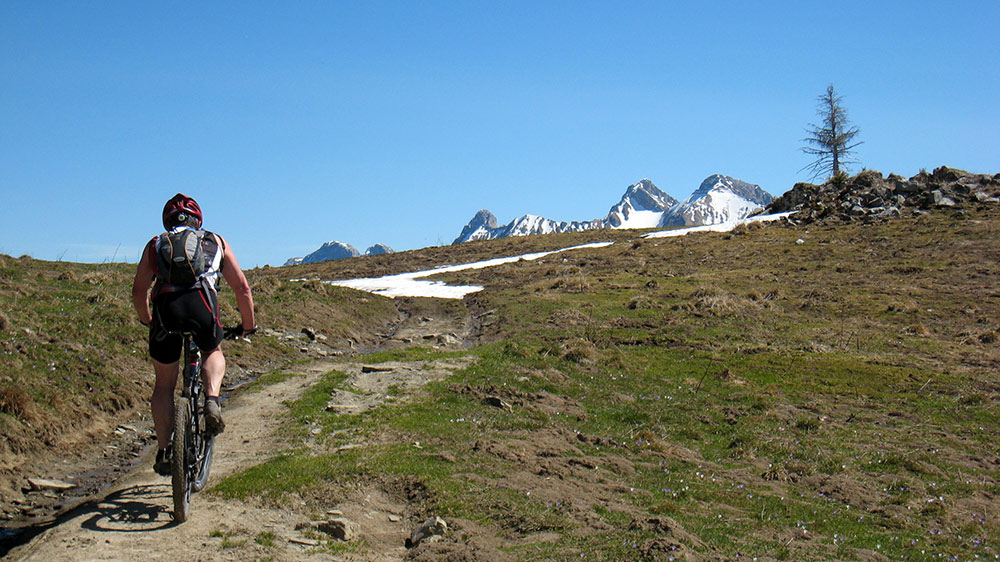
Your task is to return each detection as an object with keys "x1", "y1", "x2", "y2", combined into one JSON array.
[{"x1": 766, "y1": 167, "x2": 1000, "y2": 224}]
